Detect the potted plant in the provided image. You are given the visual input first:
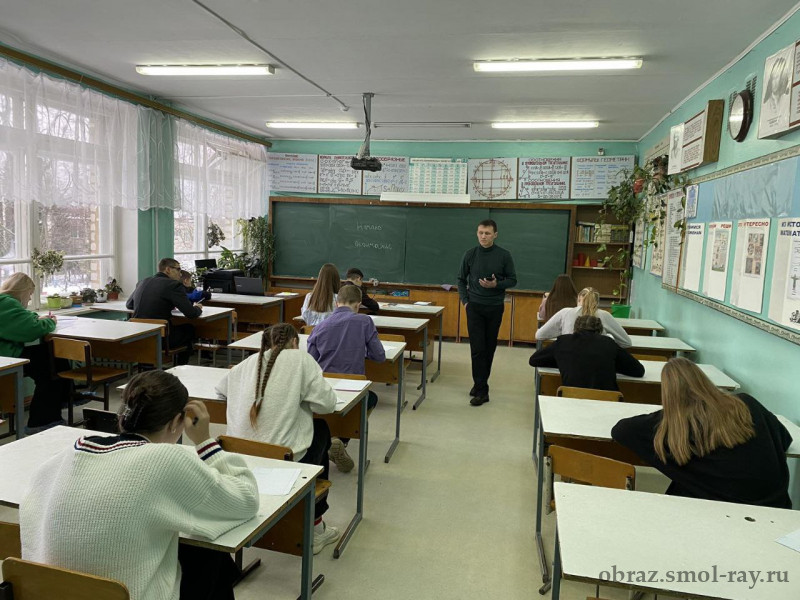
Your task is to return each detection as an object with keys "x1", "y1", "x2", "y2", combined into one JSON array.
[
  {"x1": 31, "y1": 248, "x2": 65, "y2": 293},
  {"x1": 80, "y1": 287, "x2": 98, "y2": 305},
  {"x1": 60, "y1": 296, "x2": 74, "y2": 308},
  {"x1": 237, "y1": 216, "x2": 275, "y2": 281},
  {"x1": 105, "y1": 278, "x2": 123, "y2": 301},
  {"x1": 69, "y1": 289, "x2": 82, "y2": 306},
  {"x1": 46, "y1": 293, "x2": 62, "y2": 309},
  {"x1": 95, "y1": 288, "x2": 107, "y2": 303}
]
